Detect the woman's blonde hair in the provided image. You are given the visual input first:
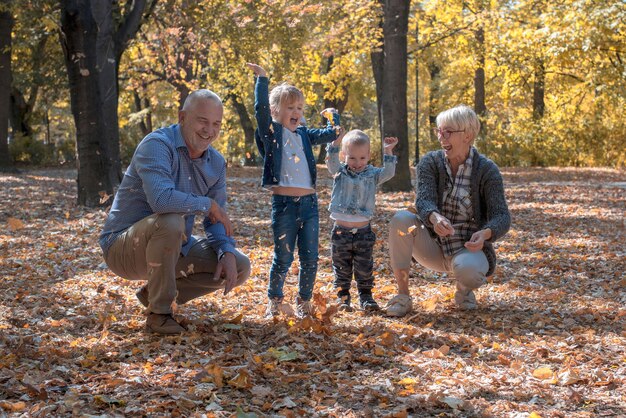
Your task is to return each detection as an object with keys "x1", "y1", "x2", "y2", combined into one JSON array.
[{"x1": 436, "y1": 105, "x2": 481, "y2": 142}]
